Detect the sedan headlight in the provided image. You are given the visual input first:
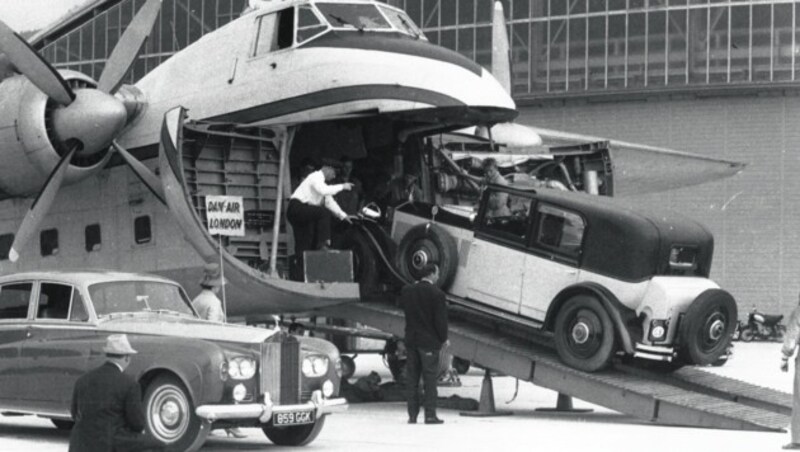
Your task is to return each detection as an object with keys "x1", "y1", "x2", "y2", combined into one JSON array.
[
  {"x1": 302, "y1": 355, "x2": 329, "y2": 378},
  {"x1": 227, "y1": 356, "x2": 257, "y2": 380}
]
